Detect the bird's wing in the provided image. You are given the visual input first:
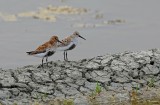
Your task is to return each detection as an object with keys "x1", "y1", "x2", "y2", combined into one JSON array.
[
  {"x1": 57, "y1": 41, "x2": 74, "y2": 51},
  {"x1": 27, "y1": 41, "x2": 52, "y2": 55}
]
